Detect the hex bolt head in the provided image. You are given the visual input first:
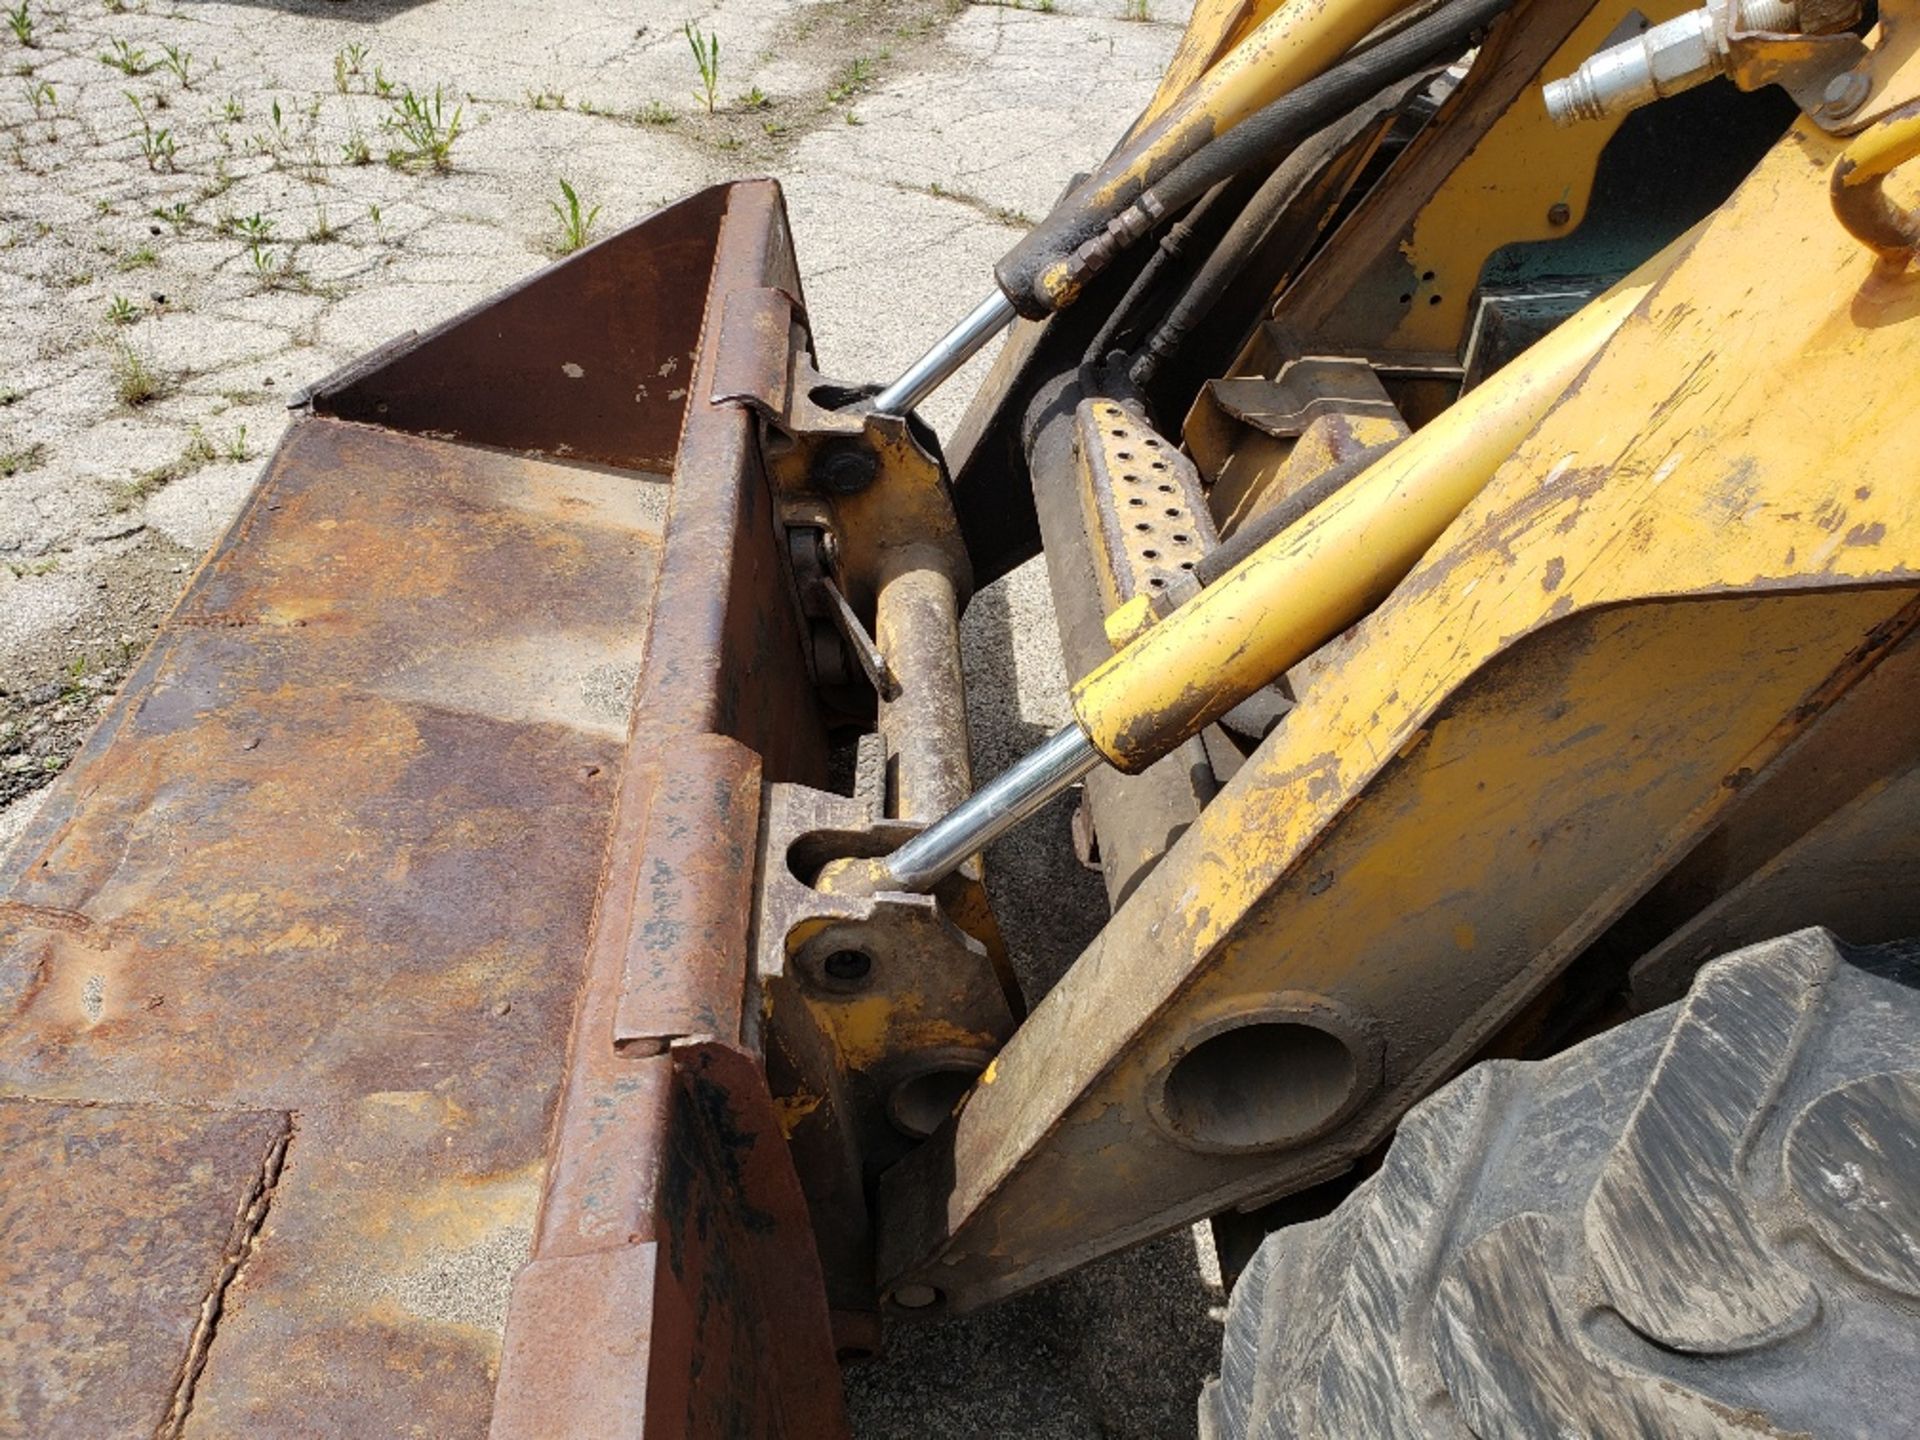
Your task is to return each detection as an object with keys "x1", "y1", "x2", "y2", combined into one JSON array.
[
  {"x1": 1547, "y1": 201, "x2": 1572, "y2": 227},
  {"x1": 814, "y1": 440, "x2": 879, "y2": 495},
  {"x1": 1821, "y1": 70, "x2": 1870, "y2": 118}
]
